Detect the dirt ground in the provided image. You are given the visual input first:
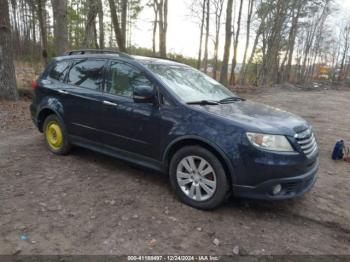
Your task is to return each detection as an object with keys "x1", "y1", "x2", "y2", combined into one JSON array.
[{"x1": 0, "y1": 87, "x2": 350, "y2": 256}]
